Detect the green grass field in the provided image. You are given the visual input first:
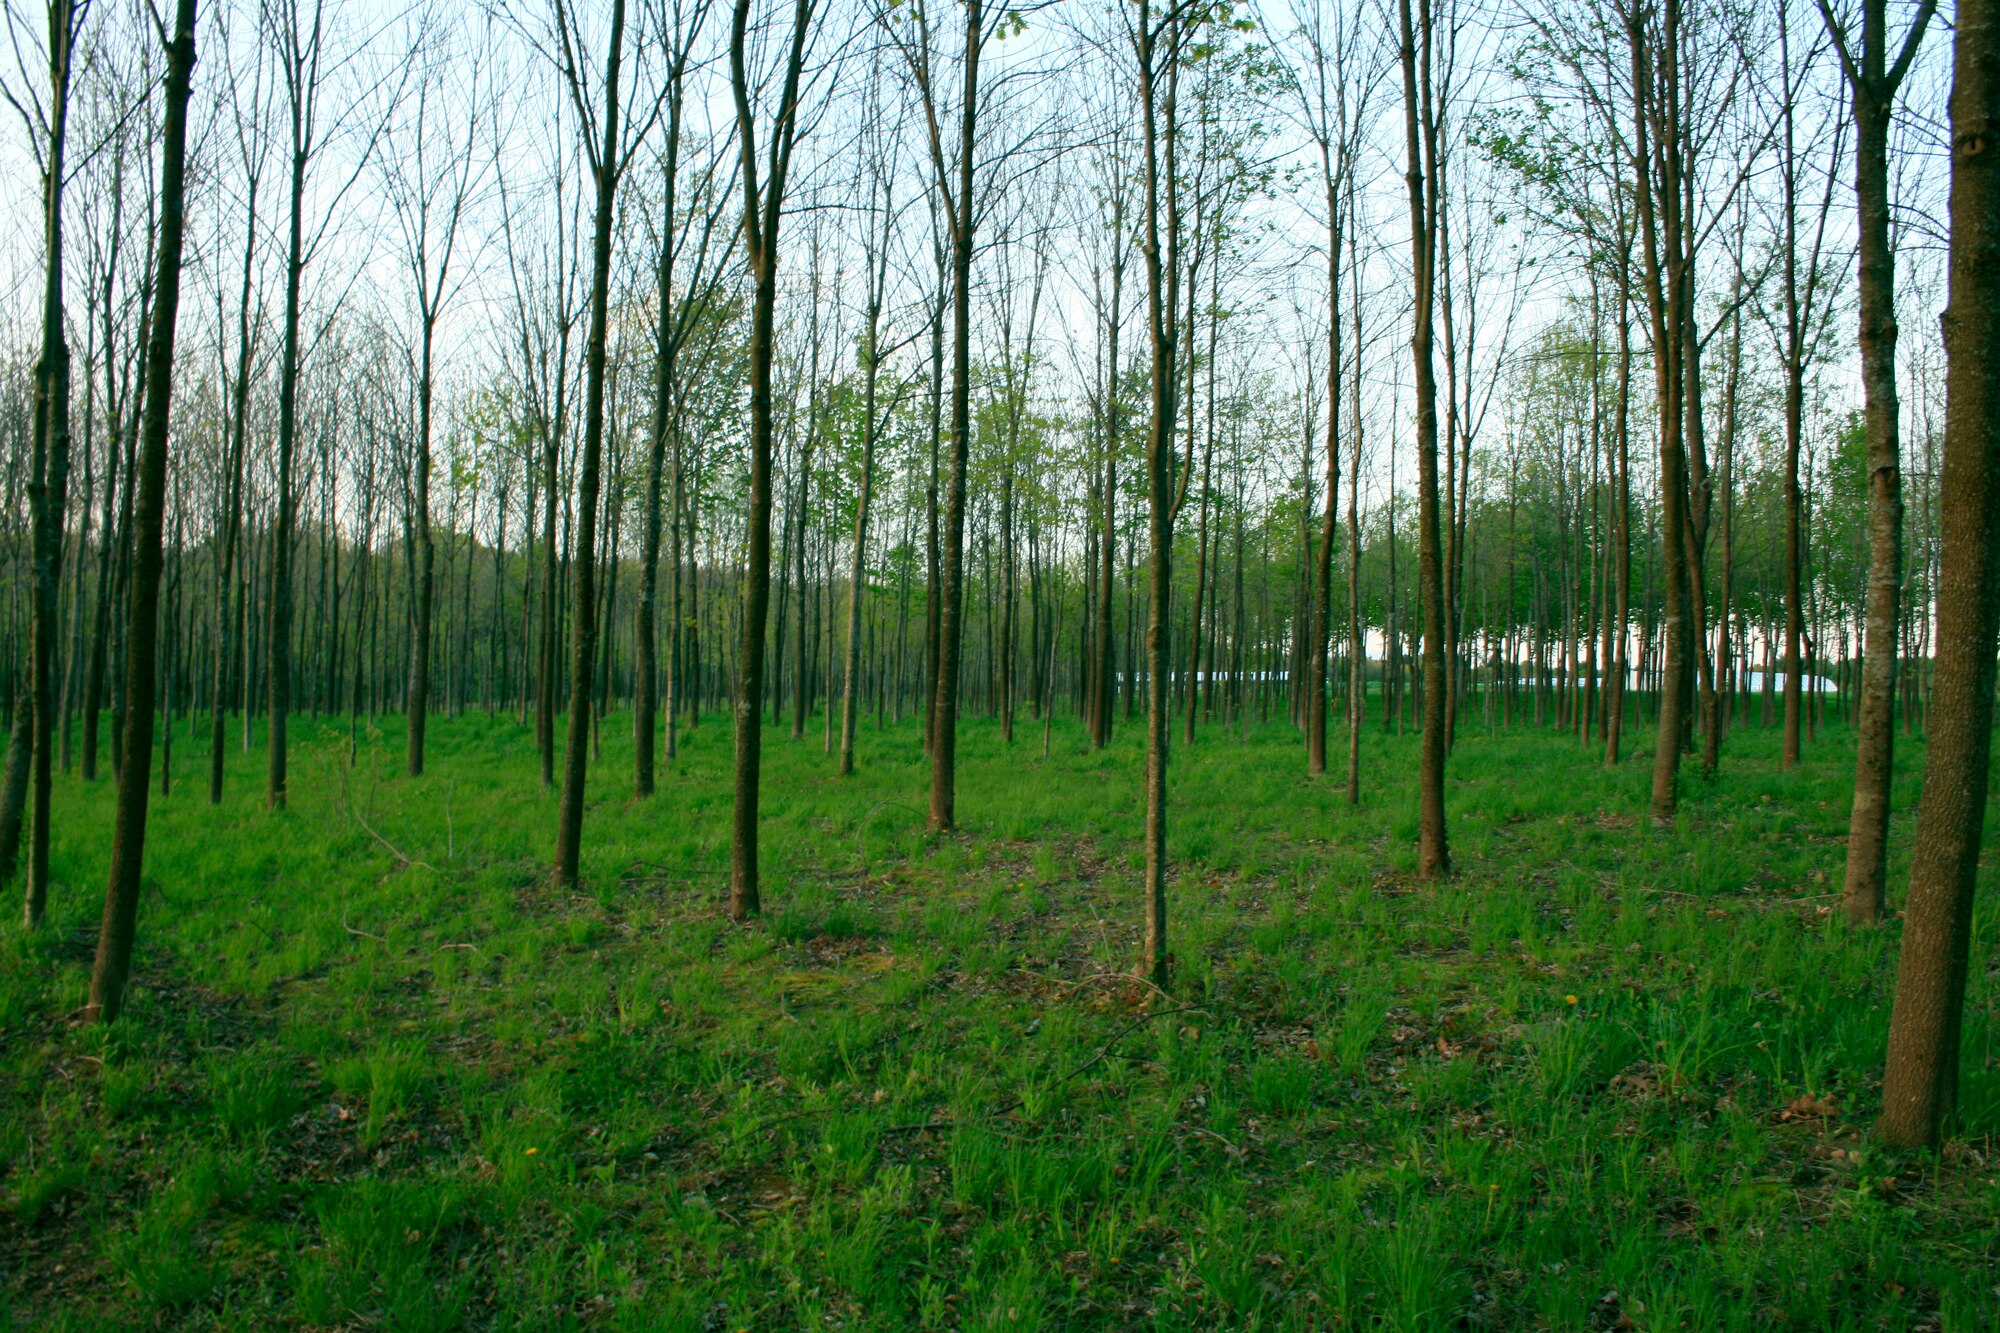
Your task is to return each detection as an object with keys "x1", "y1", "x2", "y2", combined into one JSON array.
[{"x1": 2, "y1": 704, "x2": 1996, "y2": 1330}]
